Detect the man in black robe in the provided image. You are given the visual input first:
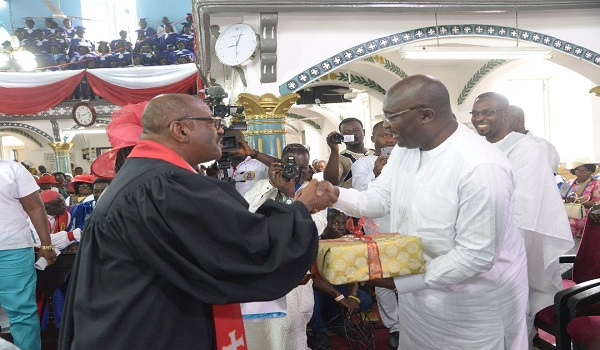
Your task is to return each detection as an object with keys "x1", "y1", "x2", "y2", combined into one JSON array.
[{"x1": 58, "y1": 94, "x2": 336, "y2": 349}]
